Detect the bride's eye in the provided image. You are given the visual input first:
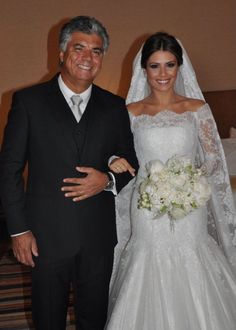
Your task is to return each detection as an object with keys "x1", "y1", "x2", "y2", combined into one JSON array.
[
  {"x1": 149, "y1": 63, "x2": 159, "y2": 69},
  {"x1": 166, "y1": 62, "x2": 176, "y2": 68}
]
